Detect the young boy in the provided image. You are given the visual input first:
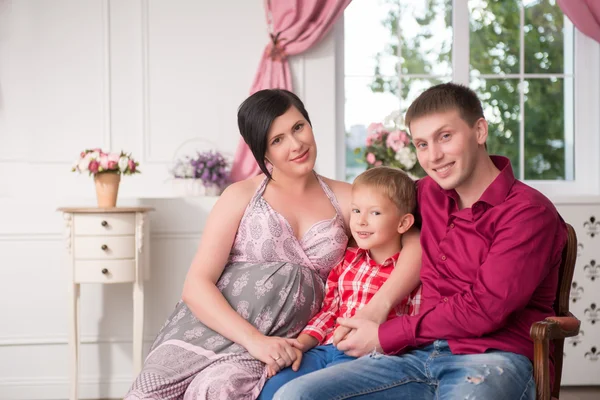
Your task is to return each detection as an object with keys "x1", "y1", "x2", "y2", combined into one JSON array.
[{"x1": 259, "y1": 166, "x2": 422, "y2": 398}]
